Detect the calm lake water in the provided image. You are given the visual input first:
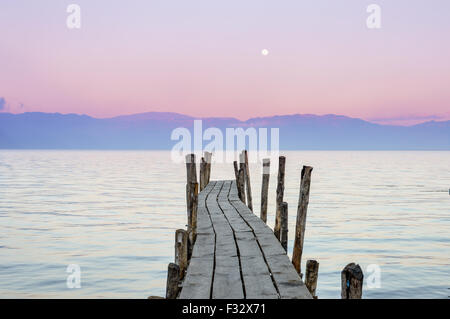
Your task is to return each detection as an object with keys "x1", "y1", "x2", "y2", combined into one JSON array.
[{"x1": 0, "y1": 151, "x2": 449, "y2": 298}]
